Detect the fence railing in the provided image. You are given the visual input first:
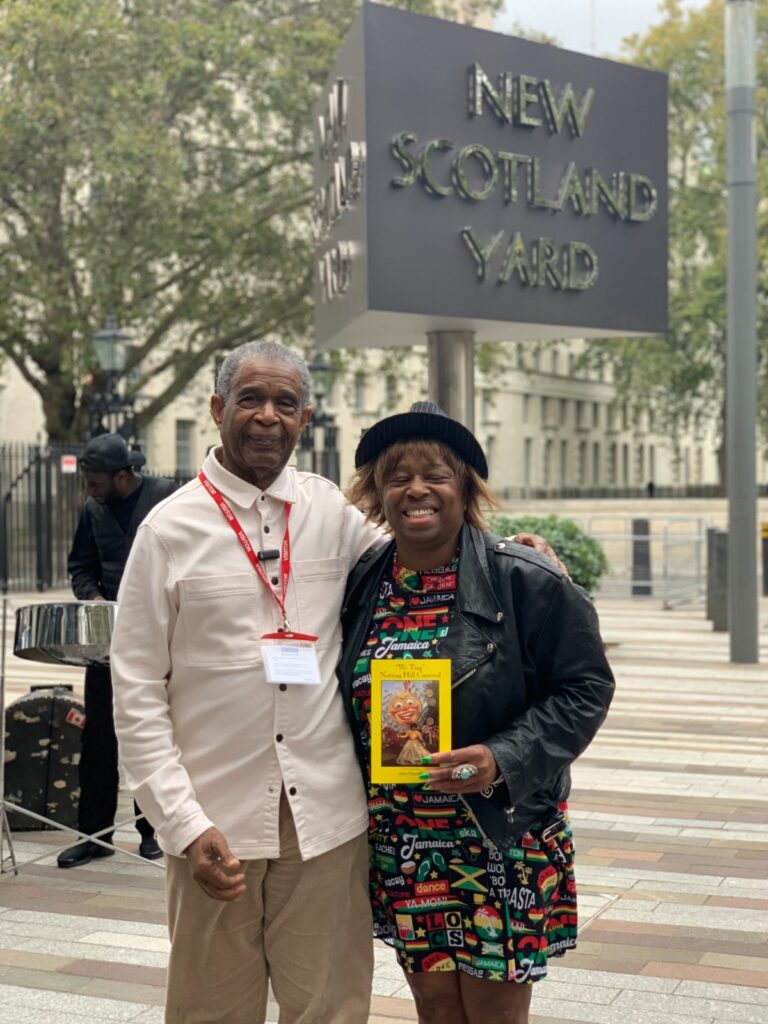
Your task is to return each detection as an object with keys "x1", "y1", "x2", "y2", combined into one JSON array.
[
  {"x1": 0, "y1": 444, "x2": 193, "y2": 594},
  {"x1": 580, "y1": 514, "x2": 706, "y2": 606}
]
